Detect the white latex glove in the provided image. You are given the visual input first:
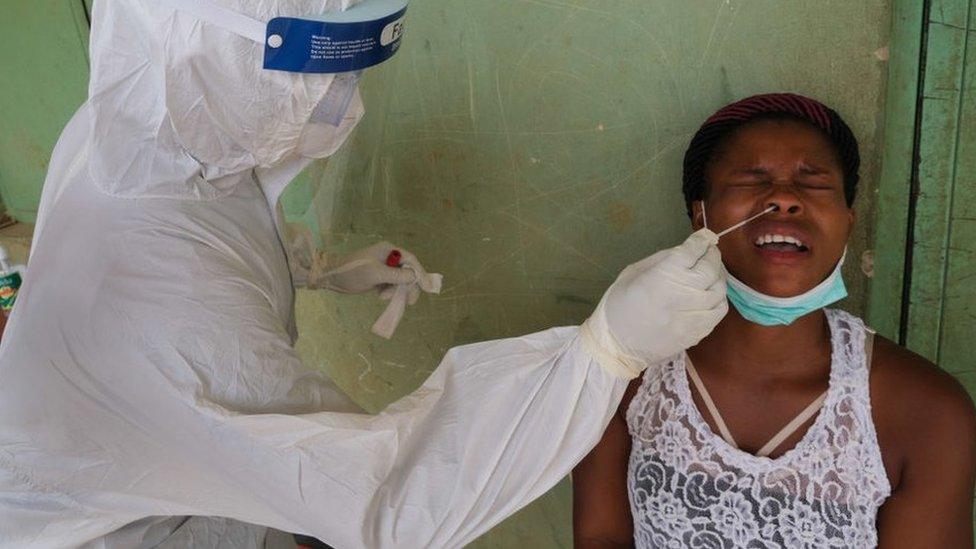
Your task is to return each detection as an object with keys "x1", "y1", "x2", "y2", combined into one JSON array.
[
  {"x1": 311, "y1": 241, "x2": 443, "y2": 339},
  {"x1": 581, "y1": 229, "x2": 728, "y2": 379},
  {"x1": 313, "y1": 241, "x2": 427, "y2": 294}
]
